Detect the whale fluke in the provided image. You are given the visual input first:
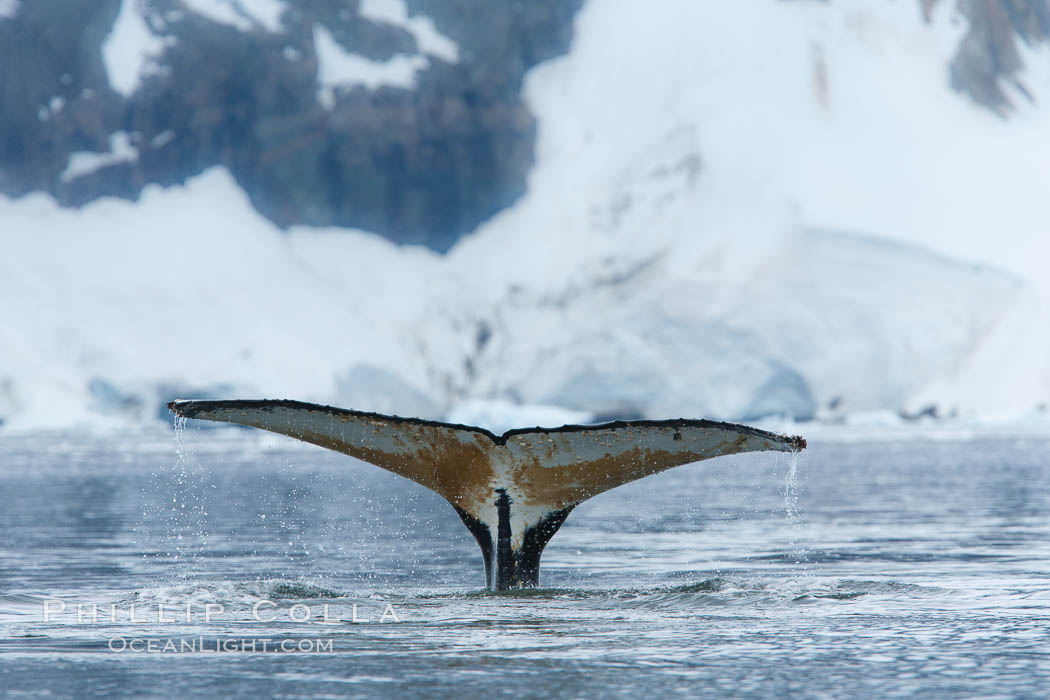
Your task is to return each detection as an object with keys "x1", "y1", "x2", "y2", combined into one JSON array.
[{"x1": 168, "y1": 399, "x2": 805, "y2": 590}]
